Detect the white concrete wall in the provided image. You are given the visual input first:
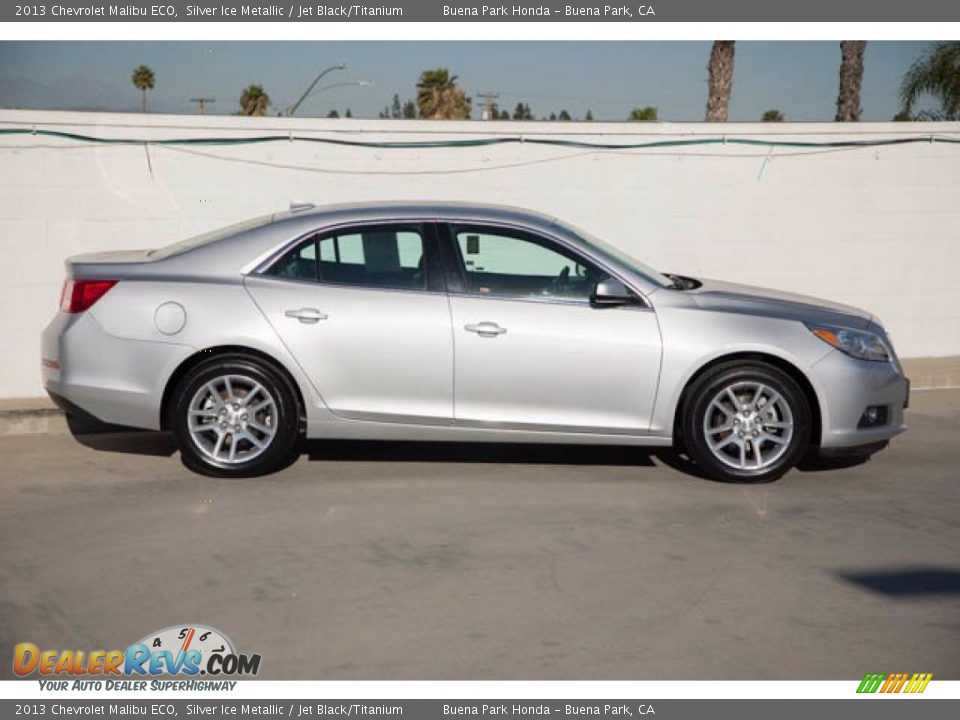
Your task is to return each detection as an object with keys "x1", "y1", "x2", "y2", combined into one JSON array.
[{"x1": 2, "y1": 109, "x2": 959, "y2": 399}]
